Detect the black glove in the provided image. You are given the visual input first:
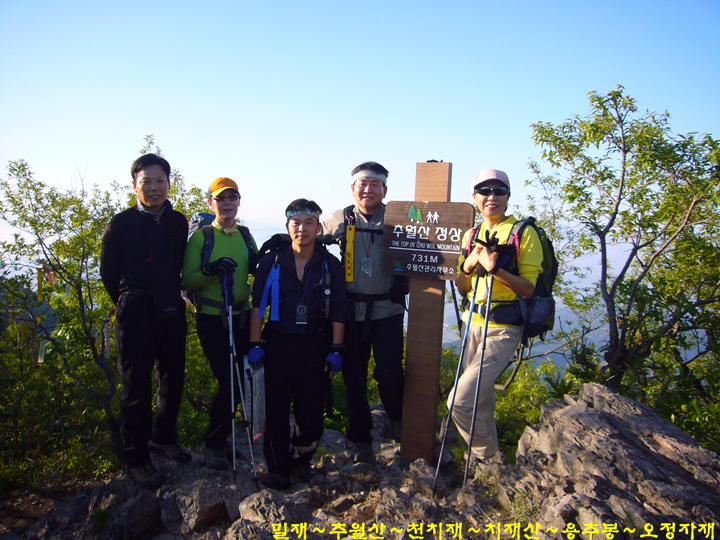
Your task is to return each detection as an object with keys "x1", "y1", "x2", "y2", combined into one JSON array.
[
  {"x1": 476, "y1": 230, "x2": 514, "y2": 275},
  {"x1": 258, "y1": 234, "x2": 290, "y2": 259},
  {"x1": 477, "y1": 230, "x2": 500, "y2": 252},
  {"x1": 201, "y1": 256, "x2": 238, "y2": 276}
]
